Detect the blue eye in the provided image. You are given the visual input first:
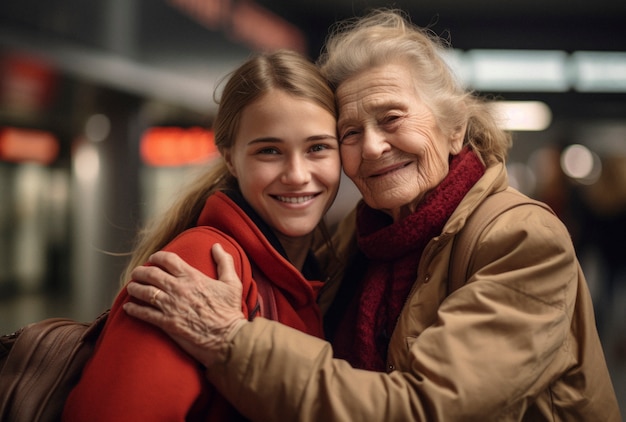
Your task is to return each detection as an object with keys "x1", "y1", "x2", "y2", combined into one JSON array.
[
  {"x1": 310, "y1": 144, "x2": 329, "y2": 152},
  {"x1": 257, "y1": 147, "x2": 279, "y2": 155}
]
